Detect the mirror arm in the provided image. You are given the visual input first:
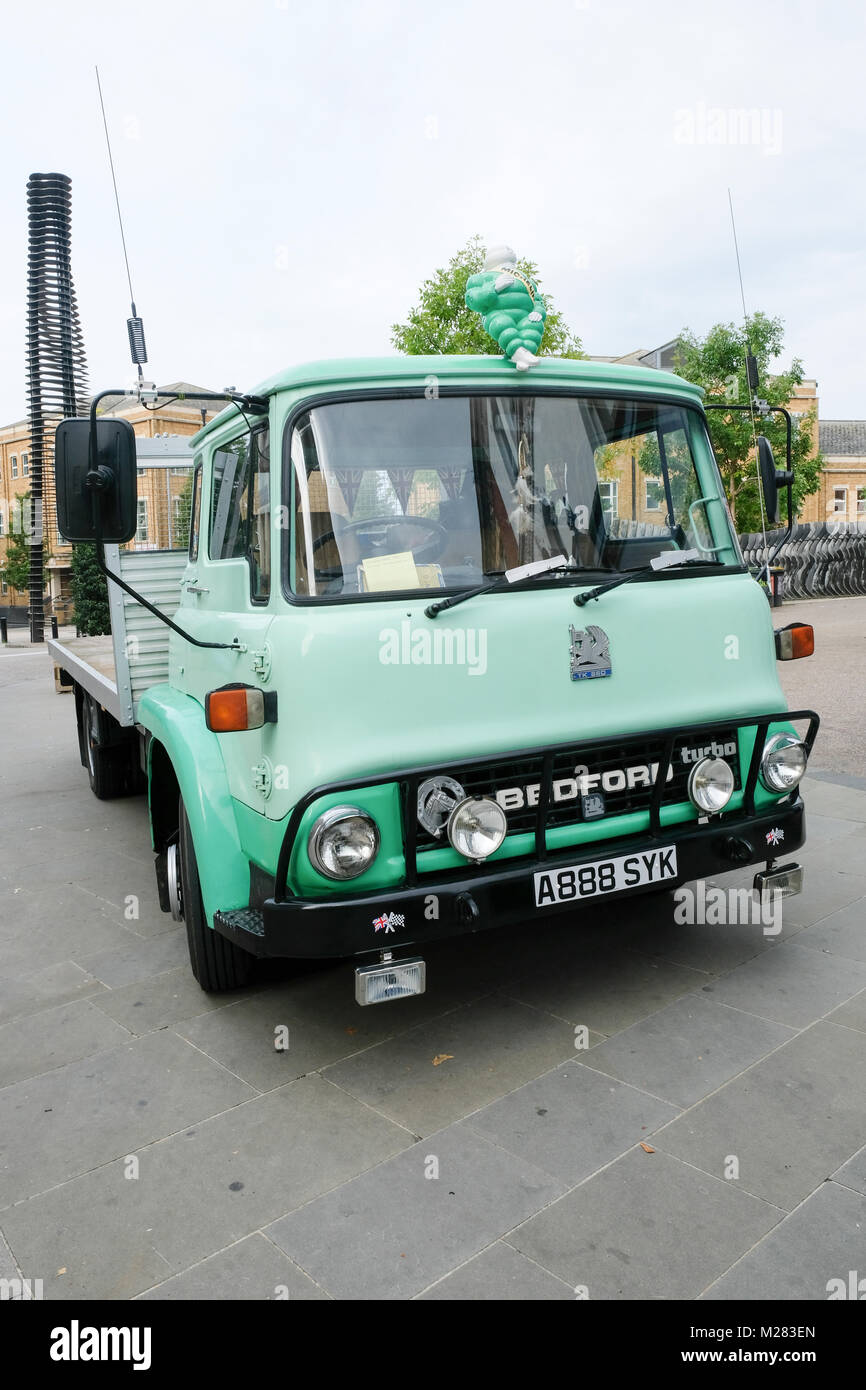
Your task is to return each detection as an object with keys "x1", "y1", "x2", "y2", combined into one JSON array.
[
  {"x1": 90, "y1": 537, "x2": 243, "y2": 653},
  {"x1": 84, "y1": 388, "x2": 244, "y2": 653}
]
